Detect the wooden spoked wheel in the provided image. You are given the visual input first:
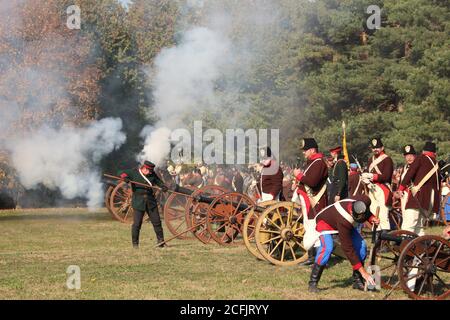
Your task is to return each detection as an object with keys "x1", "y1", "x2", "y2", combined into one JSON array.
[
  {"x1": 185, "y1": 185, "x2": 228, "y2": 244},
  {"x1": 254, "y1": 202, "x2": 307, "y2": 266},
  {"x1": 370, "y1": 230, "x2": 417, "y2": 289},
  {"x1": 206, "y1": 192, "x2": 256, "y2": 246},
  {"x1": 388, "y1": 208, "x2": 403, "y2": 230},
  {"x1": 105, "y1": 185, "x2": 115, "y2": 216},
  {"x1": 398, "y1": 235, "x2": 450, "y2": 300},
  {"x1": 155, "y1": 189, "x2": 168, "y2": 217},
  {"x1": 109, "y1": 181, "x2": 135, "y2": 223},
  {"x1": 243, "y1": 200, "x2": 278, "y2": 260},
  {"x1": 163, "y1": 186, "x2": 195, "y2": 239}
]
